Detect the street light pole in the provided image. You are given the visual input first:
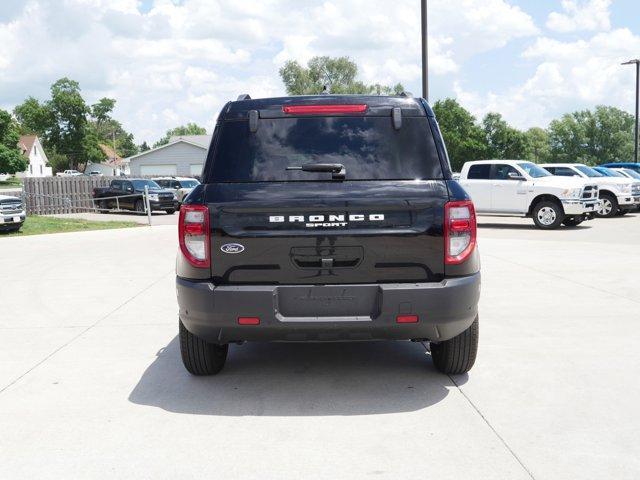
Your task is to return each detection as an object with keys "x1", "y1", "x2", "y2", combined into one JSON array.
[
  {"x1": 622, "y1": 59, "x2": 640, "y2": 163},
  {"x1": 421, "y1": 0, "x2": 429, "y2": 101}
]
